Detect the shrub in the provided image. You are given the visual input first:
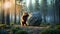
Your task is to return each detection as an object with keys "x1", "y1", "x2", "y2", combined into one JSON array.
[
  {"x1": 11, "y1": 27, "x2": 20, "y2": 34},
  {"x1": 40, "y1": 29, "x2": 60, "y2": 34},
  {"x1": 15, "y1": 30, "x2": 28, "y2": 34},
  {"x1": 0, "y1": 24, "x2": 6, "y2": 27},
  {"x1": 11, "y1": 27, "x2": 20, "y2": 31},
  {"x1": 55, "y1": 25, "x2": 60, "y2": 29}
]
